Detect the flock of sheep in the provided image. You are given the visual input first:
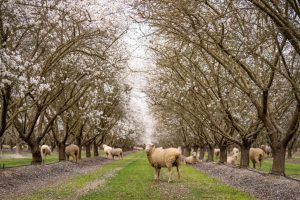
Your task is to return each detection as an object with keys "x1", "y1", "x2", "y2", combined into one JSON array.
[
  {"x1": 40, "y1": 144, "x2": 123, "y2": 163},
  {"x1": 7, "y1": 142, "x2": 272, "y2": 183},
  {"x1": 144, "y1": 144, "x2": 272, "y2": 182}
]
